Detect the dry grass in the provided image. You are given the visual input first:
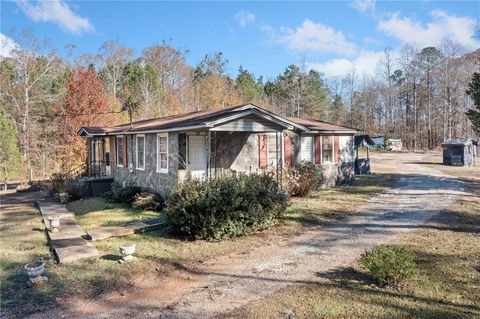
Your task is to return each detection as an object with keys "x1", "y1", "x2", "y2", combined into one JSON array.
[
  {"x1": 229, "y1": 161, "x2": 480, "y2": 319},
  {"x1": 67, "y1": 197, "x2": 159, "y2": 231}
]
